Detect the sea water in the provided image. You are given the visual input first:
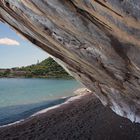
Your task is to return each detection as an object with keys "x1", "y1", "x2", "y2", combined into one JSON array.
[{"x1": 0, "y1": 78, "x2": 82, "y2": 126}]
